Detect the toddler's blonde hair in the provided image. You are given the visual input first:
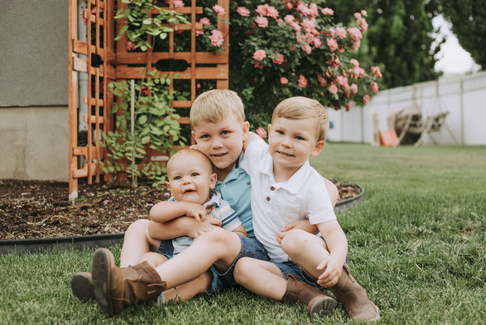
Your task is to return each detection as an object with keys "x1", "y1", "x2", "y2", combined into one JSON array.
[
  {"x1": 190, "y1": 89, "x2": 245, "y2": 128},
  {"x1": 272, "y1": 97, "x2": 329, "y2": 142},
  {"x1": 166, "y1": 149, "x2": 212, "y2": 176}
]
